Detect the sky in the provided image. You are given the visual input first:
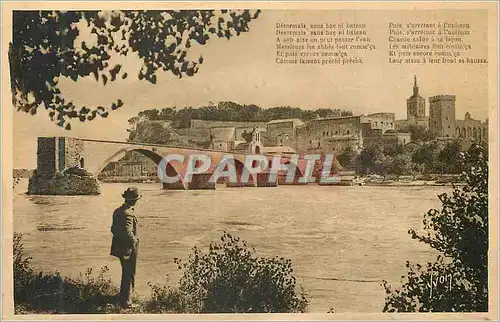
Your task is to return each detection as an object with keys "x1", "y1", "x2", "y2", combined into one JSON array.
[{"x1": 13, "y1": 9, "x2": 490, "y2": 169}]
